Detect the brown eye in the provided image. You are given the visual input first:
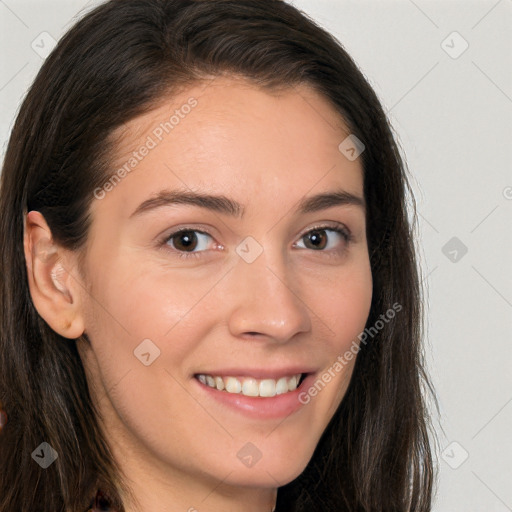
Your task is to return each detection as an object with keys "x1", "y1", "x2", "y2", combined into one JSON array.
[
  {"x1": 166, "y1": 230, "x2": 215, "y2": 253},
  {"x1": 303, "y1": 229, "x2": 328, "y2": 250},
  {"x1": 171, "y1": 230, "x2": 198, "y2": 251},
  {"x1": 295, "y1": 226, "x2": 351, "y2": 252}
]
